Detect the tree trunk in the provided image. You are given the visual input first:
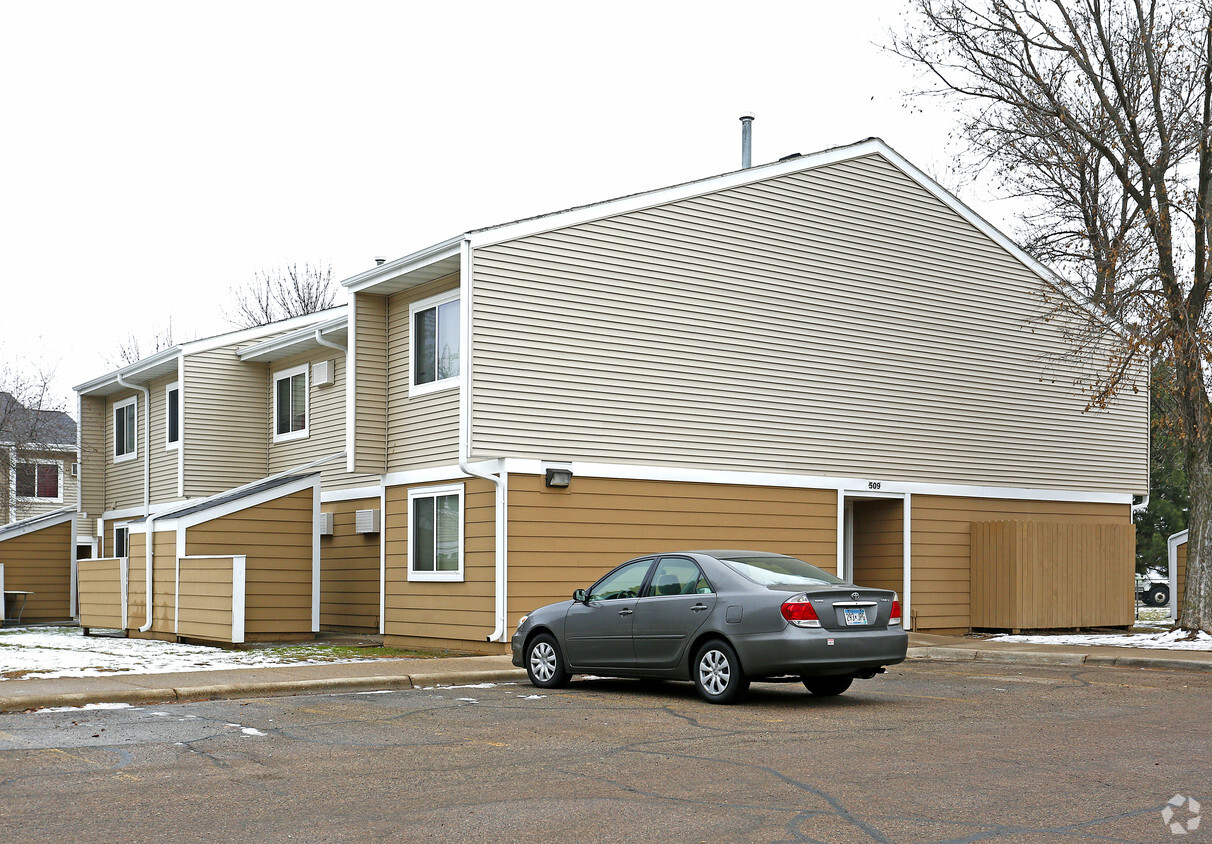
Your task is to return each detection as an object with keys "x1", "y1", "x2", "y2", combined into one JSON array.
[{"x1": 1180, "y1": 454, "x2": 1212, "y2": 633}]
